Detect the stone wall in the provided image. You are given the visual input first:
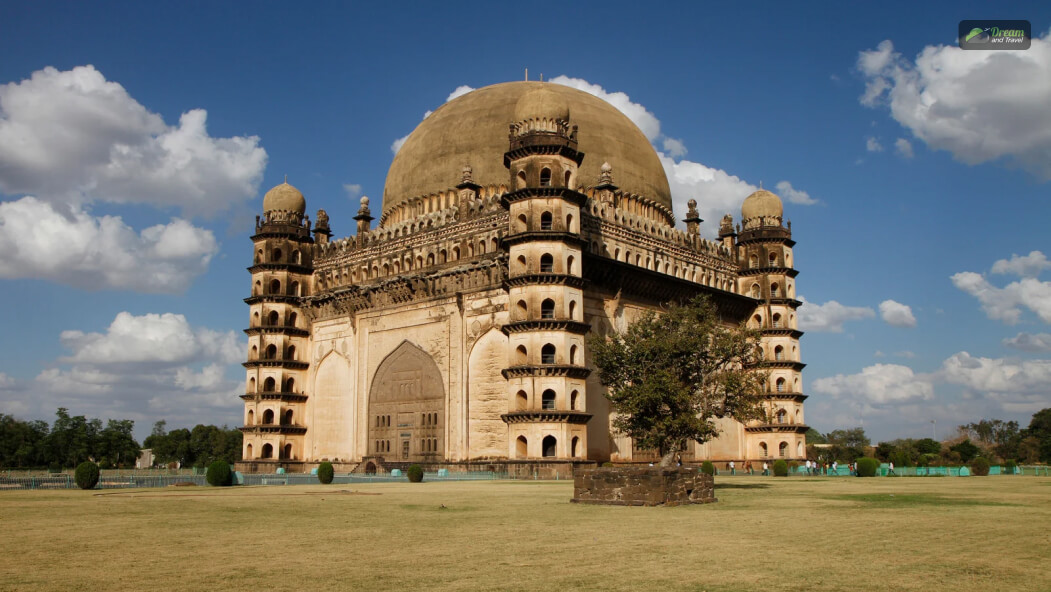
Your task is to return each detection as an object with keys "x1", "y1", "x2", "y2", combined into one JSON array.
[{"x1": 571, "y1": 467, "x2": 716, "y2": 506}]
